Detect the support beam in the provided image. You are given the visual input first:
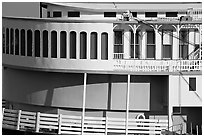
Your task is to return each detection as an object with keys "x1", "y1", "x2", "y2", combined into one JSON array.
[
  {"x1": 172, "y1": 25, "x2": 180, "y2": 59},
  {"x1": 81, "y1": 73, "x2": 87, "y2": 135},
  {"x1": 125, "y1": 74, "x2": 130, "y2": 135}
]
